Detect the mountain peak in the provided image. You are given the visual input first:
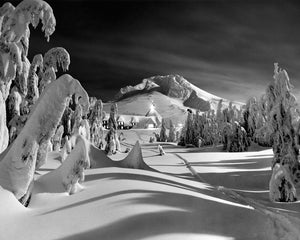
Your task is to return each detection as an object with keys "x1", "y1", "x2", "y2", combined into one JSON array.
[{"x1": 114, "y1": 74, "x2": 243, "y2": 112}]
